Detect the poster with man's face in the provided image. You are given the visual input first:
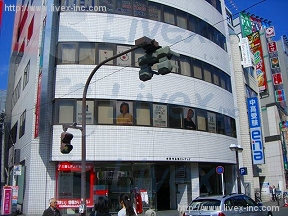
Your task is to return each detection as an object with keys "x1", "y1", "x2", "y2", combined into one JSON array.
[{"x1": 183, "y1": 107, "x2": 196, "y2": 130}]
